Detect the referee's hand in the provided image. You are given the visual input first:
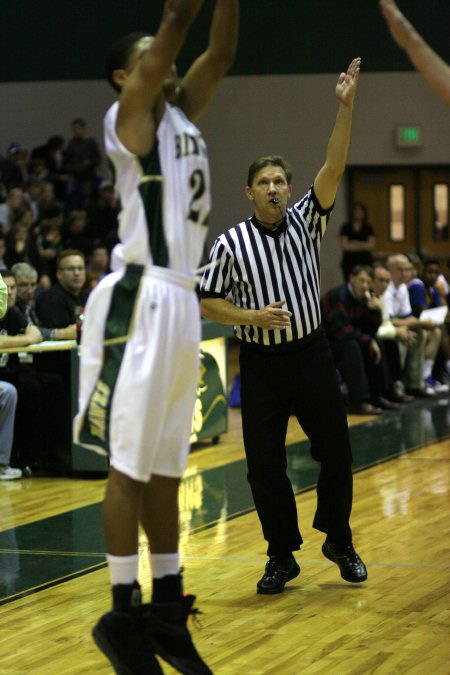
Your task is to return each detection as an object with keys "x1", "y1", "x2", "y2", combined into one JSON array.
[{"x1": 256, "y1": 301, "x2": 292, "y2": 330}]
